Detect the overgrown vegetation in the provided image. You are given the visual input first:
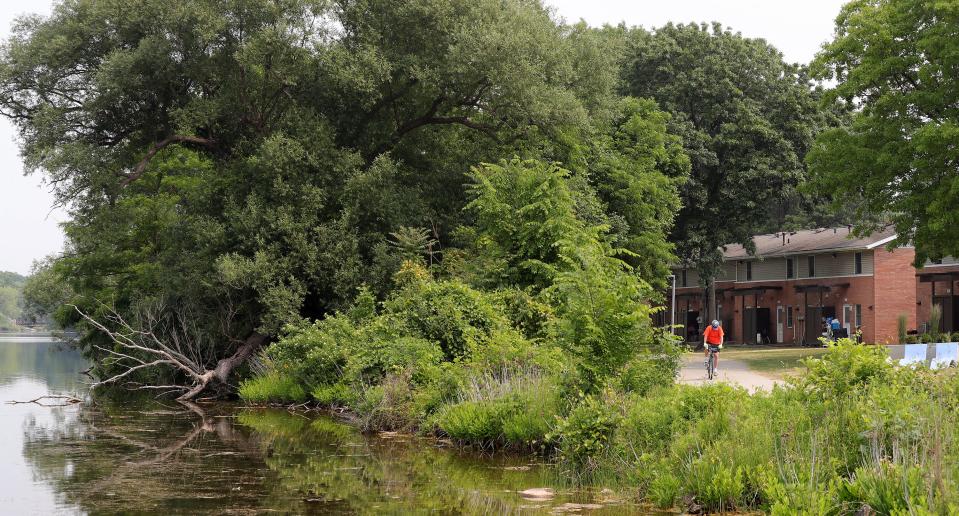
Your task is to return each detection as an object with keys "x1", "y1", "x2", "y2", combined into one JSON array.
[{"x1": 0, "y1": 271, "x2": 26, "y2": 330}]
